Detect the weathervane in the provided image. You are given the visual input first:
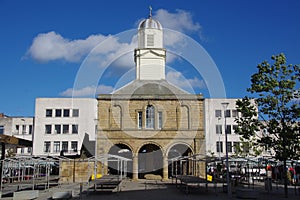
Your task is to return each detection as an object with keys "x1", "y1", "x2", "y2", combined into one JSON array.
[{"x1": 149, "y1": 6, "x2": 152, "y2": 18}]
